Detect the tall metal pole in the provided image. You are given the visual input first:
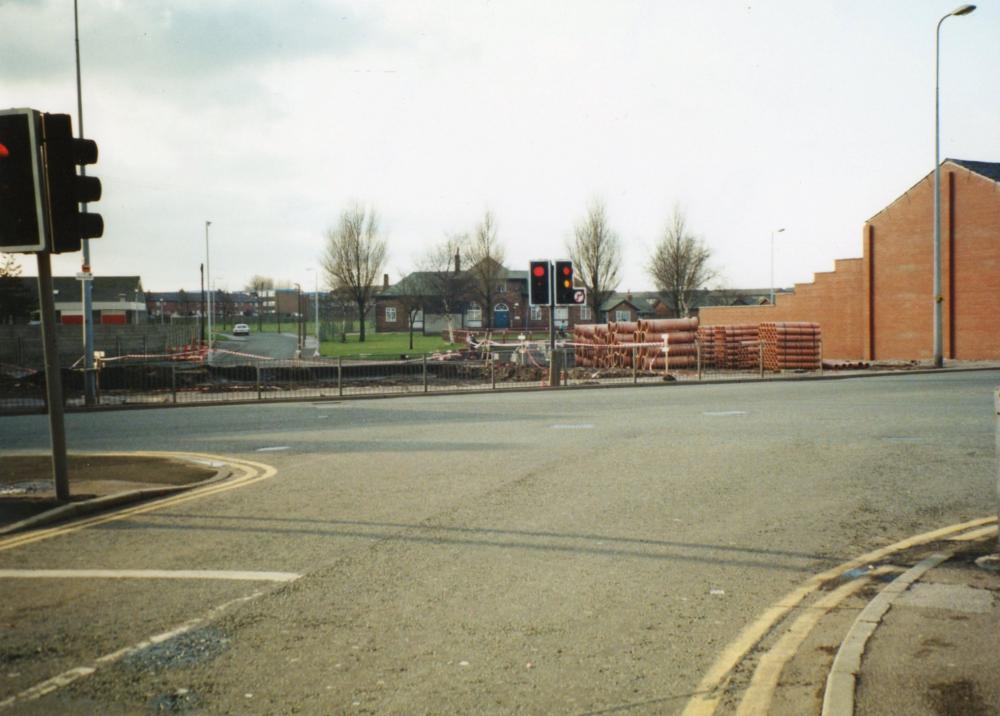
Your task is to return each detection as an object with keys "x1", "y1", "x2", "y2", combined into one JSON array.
[
  {"x1": 205, "y1": 220, "x2": 212, "y2": 352},
  {"x1": 769, "y1": 227, "x2": 784, "y2": 306},
  {"x1": 36, "y1": 253, "x2": 70, "y2": 501},
  {"x1": 74, "y1": 0, "x2": 97, "y2": 406},
  {"x1": 314, "y1": 272, "x2": 320, "y2": 356},
  {"x1": 934, "y1": 4, "x2": 976, "y2": 368}
]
